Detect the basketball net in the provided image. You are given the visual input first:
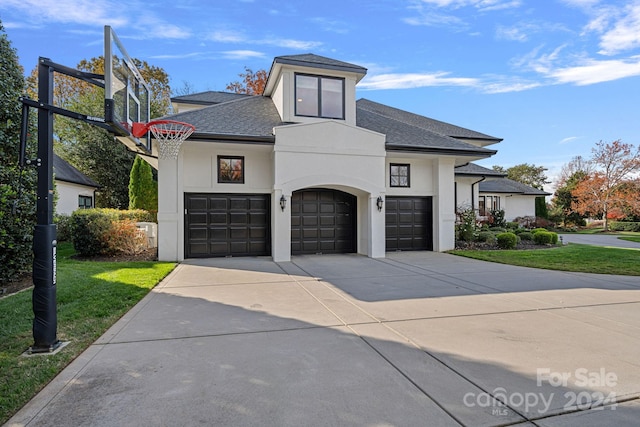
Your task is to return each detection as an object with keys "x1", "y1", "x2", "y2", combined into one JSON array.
[{"x1": 135, "y1": 120, "x2": 195, "y2": 160}]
